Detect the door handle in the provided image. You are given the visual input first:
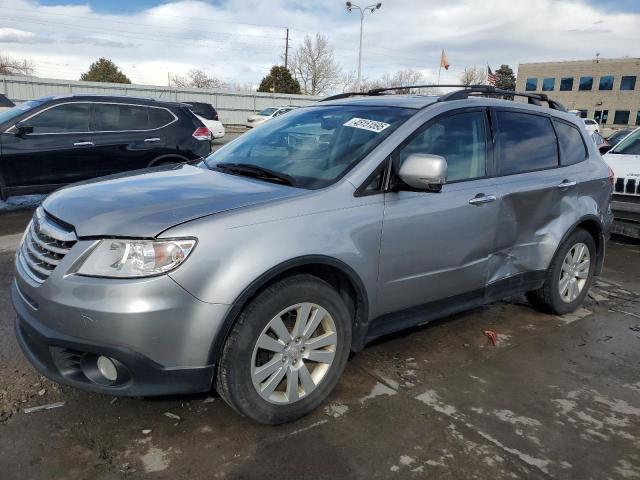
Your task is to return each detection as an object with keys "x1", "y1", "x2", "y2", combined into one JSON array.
[
  {"x1": 469, "y1": 194, "x2": 497, "y2": 206},
  {"x1": 144, "y1": 137, "x2": 161, "y2": 143},
  {"x1": 73, "y1": 141, "x2": 94, "y2": 147},
  {"x1": 557, "y1": 180, "x2": 577, "y2": 189}
]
